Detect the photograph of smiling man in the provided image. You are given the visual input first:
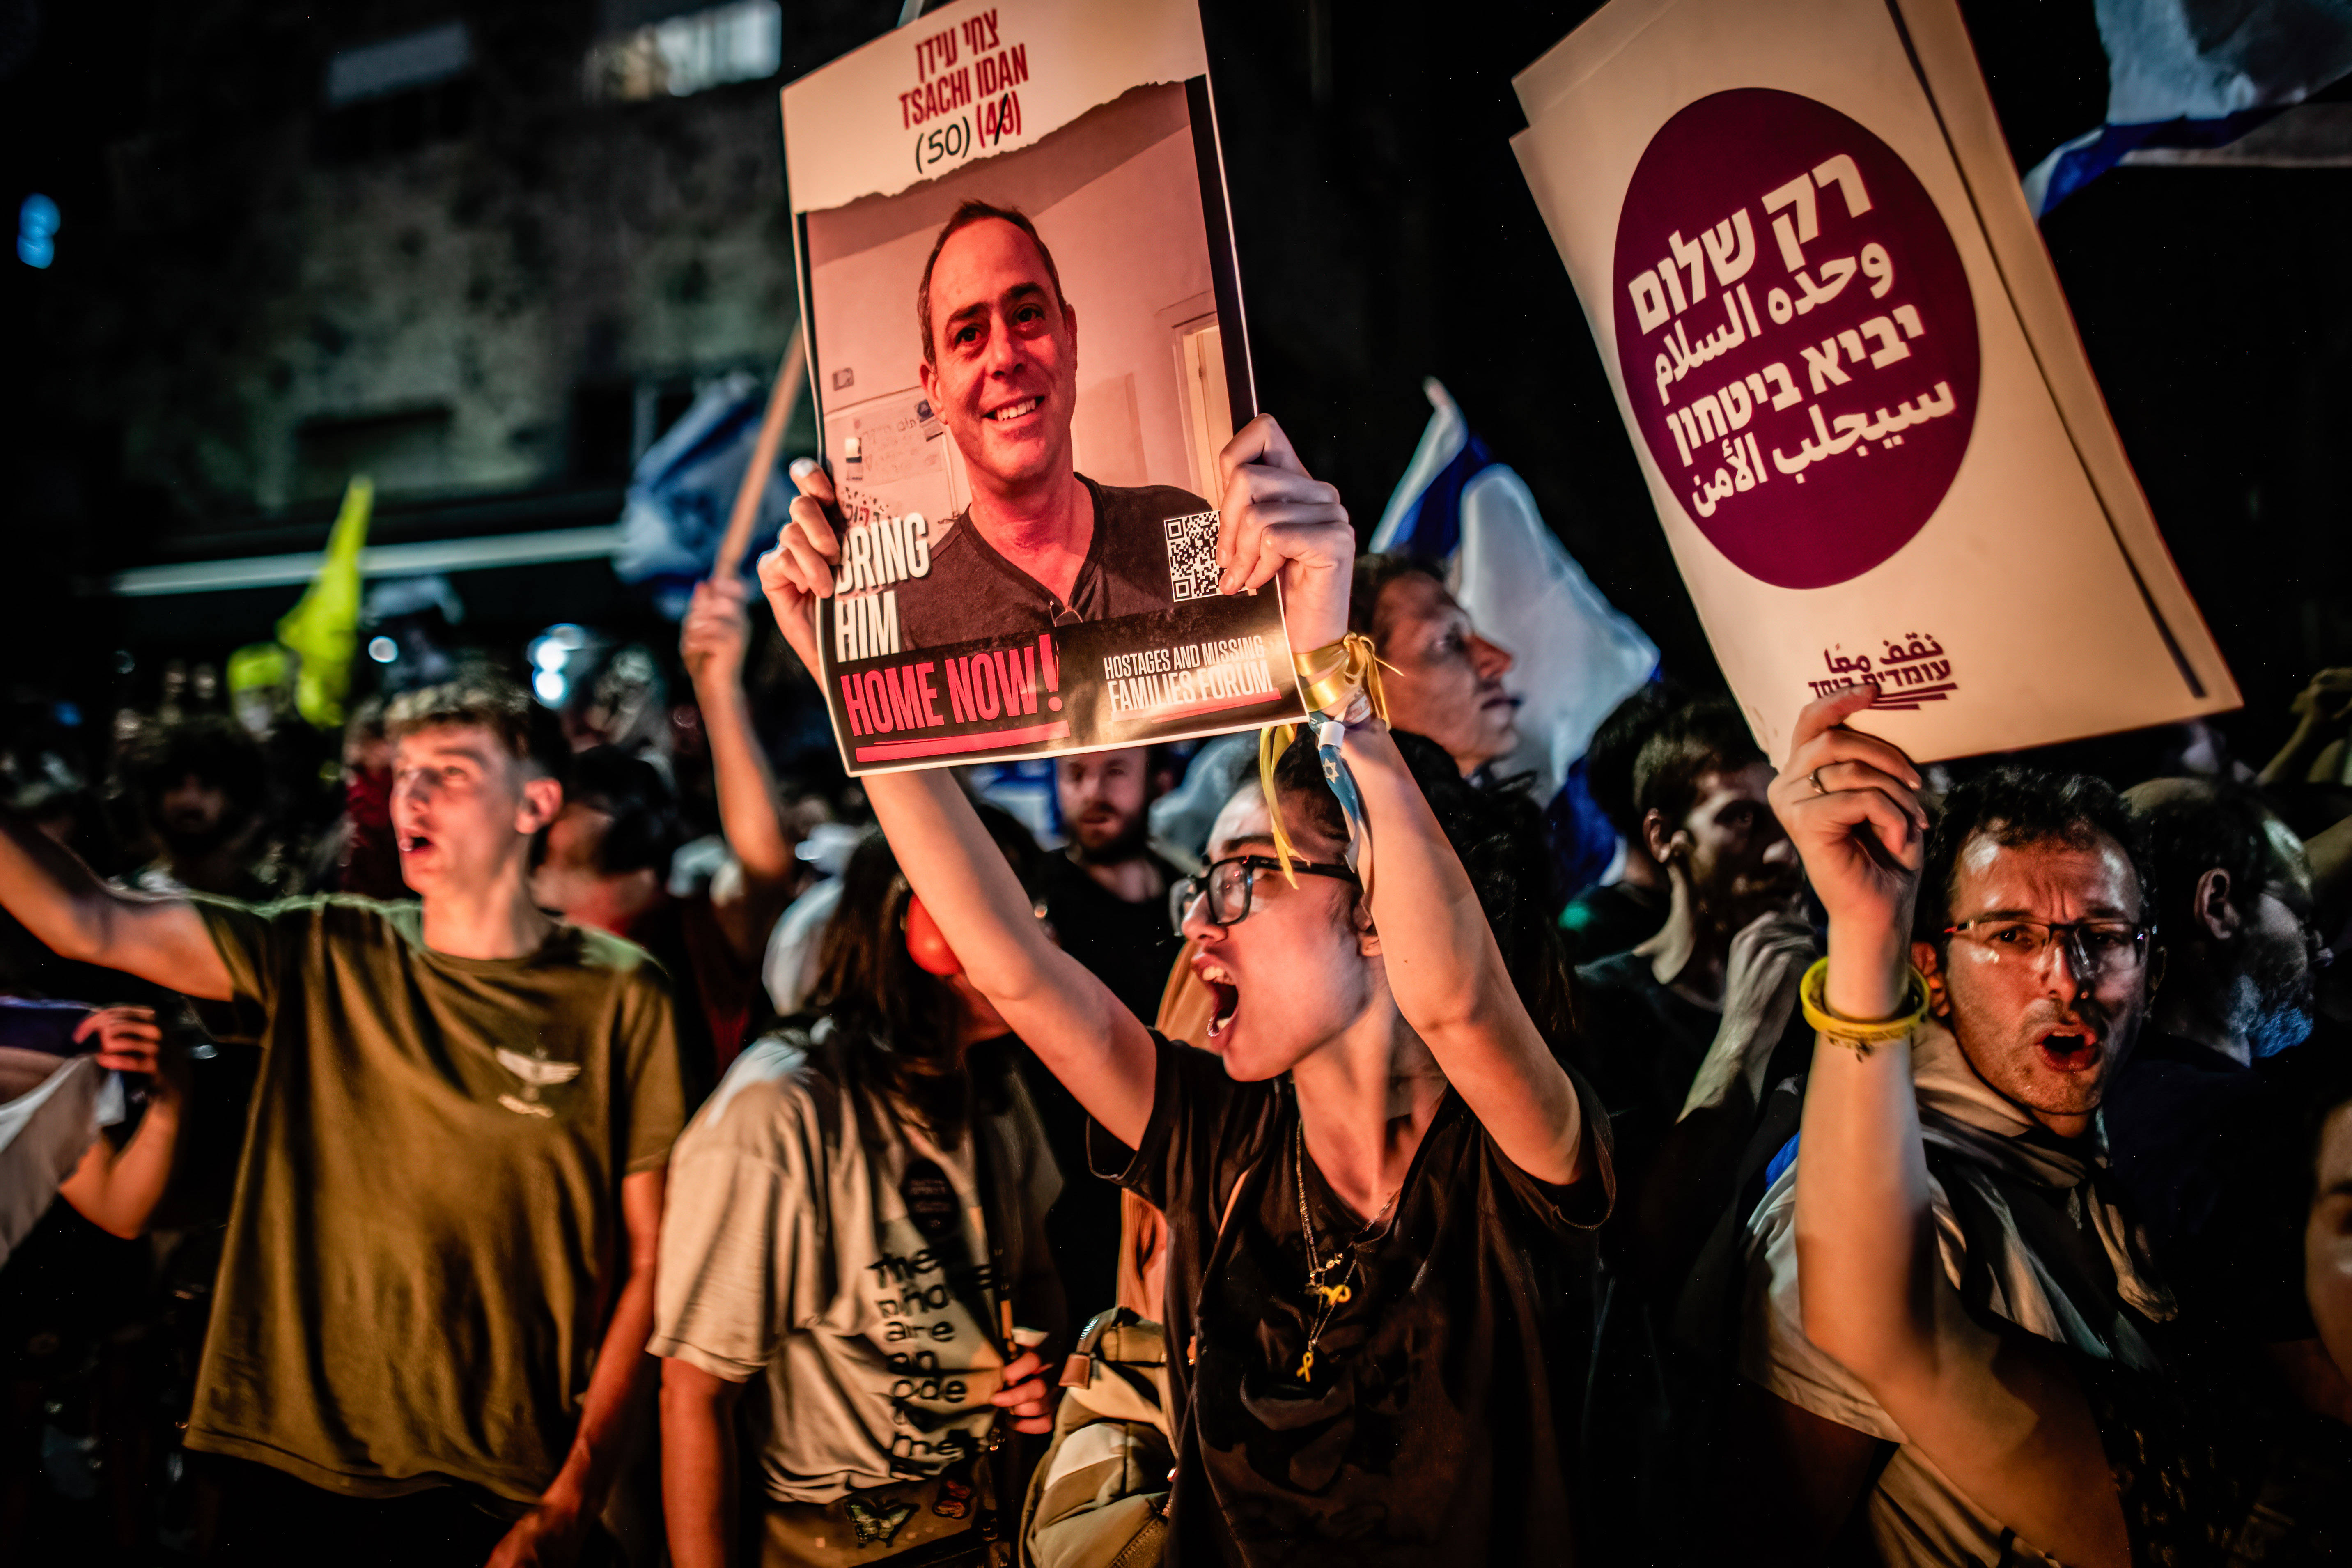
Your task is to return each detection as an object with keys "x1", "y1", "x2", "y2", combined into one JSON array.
[
  {"x1": 889, "y1": 200, "x2": 1207, "y2": 647},
  {"x1": 782, "y1": 0, "x2": 1302, "y2": 774}
]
